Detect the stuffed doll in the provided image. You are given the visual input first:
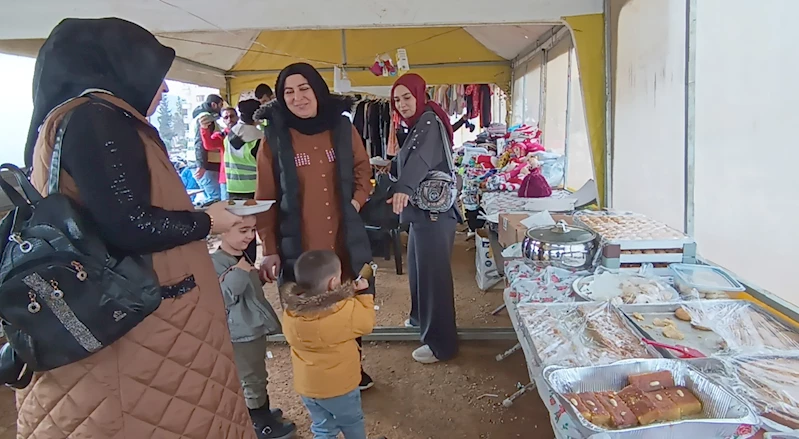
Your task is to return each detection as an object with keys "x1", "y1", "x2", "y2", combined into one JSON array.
[{"x1": 517, "y1": 155, "x2": 552, "y2": 198}]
